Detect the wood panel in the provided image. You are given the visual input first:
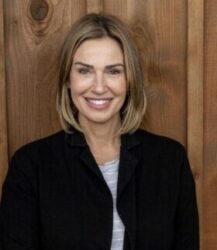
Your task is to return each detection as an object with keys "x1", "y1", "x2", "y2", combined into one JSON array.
[
  {"x1": 104, "y1": 0, "x2": 187, "y2": 145},
  {"x1": 187, "y1": 0, "x2": 204, "y2": 247},
  {"x1": 87, "y1": 0, "x2": 104, "y2": 13},
  {"x1": 130, "y1": 0, "x2": 187, "y2": 145},
  {"x1": 0, "y1": 0, "x2": 8, "y2": 197},
  {"x1": 4, "y1": 0, "x2": 86, "y2": 158},
  {"x1": 204, "y1": 0, "x2": 217, "y2": 249}
]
